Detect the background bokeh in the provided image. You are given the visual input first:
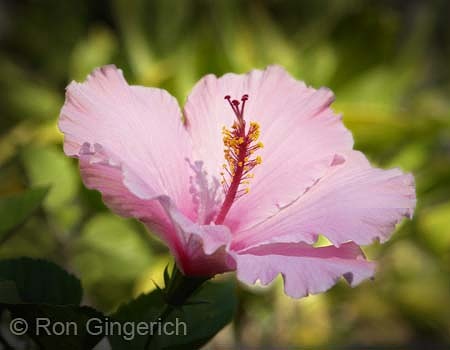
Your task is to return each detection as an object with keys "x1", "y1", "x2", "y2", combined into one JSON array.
[{"x1": 0, "y1": 0, "x2": 449, "y2": 348}]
